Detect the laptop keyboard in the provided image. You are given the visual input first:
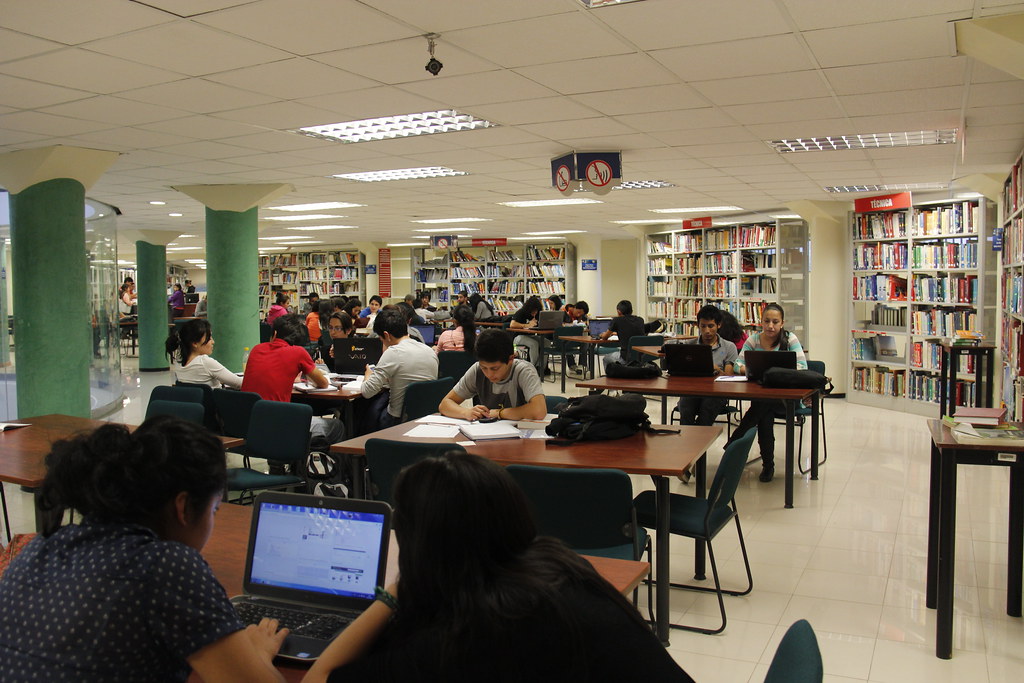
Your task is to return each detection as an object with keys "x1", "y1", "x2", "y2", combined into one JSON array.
[{"x1": 234, "y1": 602, "x2": 359, "y2": 640}]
